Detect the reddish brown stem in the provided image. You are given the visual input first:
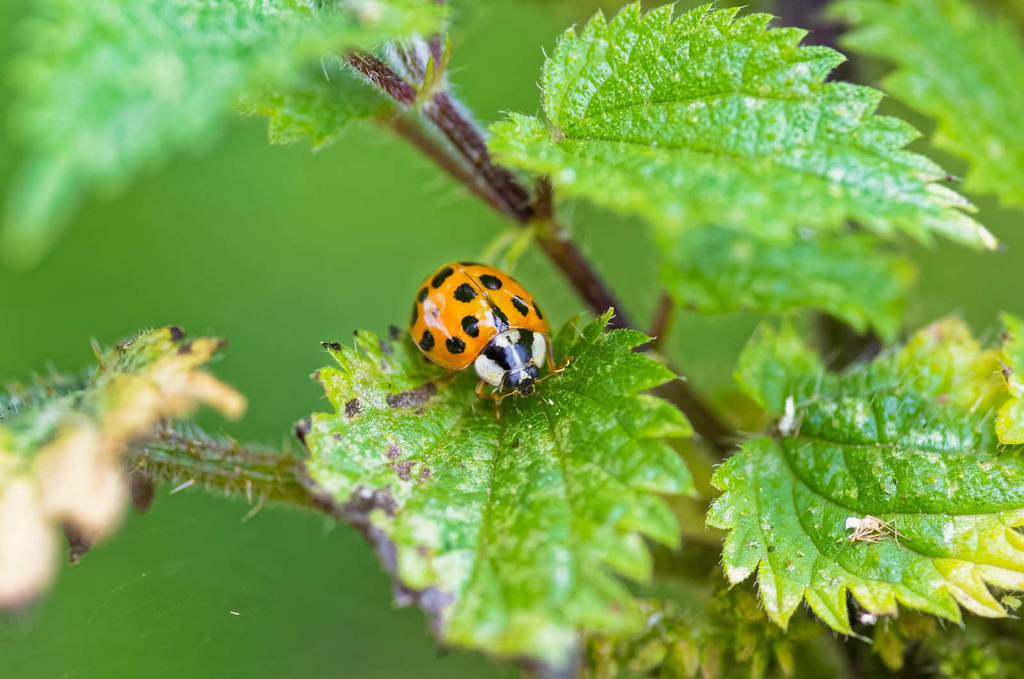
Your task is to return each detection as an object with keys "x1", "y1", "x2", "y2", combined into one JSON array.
[
  {"x1": 379, "y1": 112, "x2": 515, "y2": 219},
  {"x1": 347, "y1": 51, "x2": 417, "y2": 105},
  {"x1": 423, "y1": 92, "x2": 534, "y2": 222},
  {"x1": 648, "y1": 291, "x2": 676, "y2": 351}
]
